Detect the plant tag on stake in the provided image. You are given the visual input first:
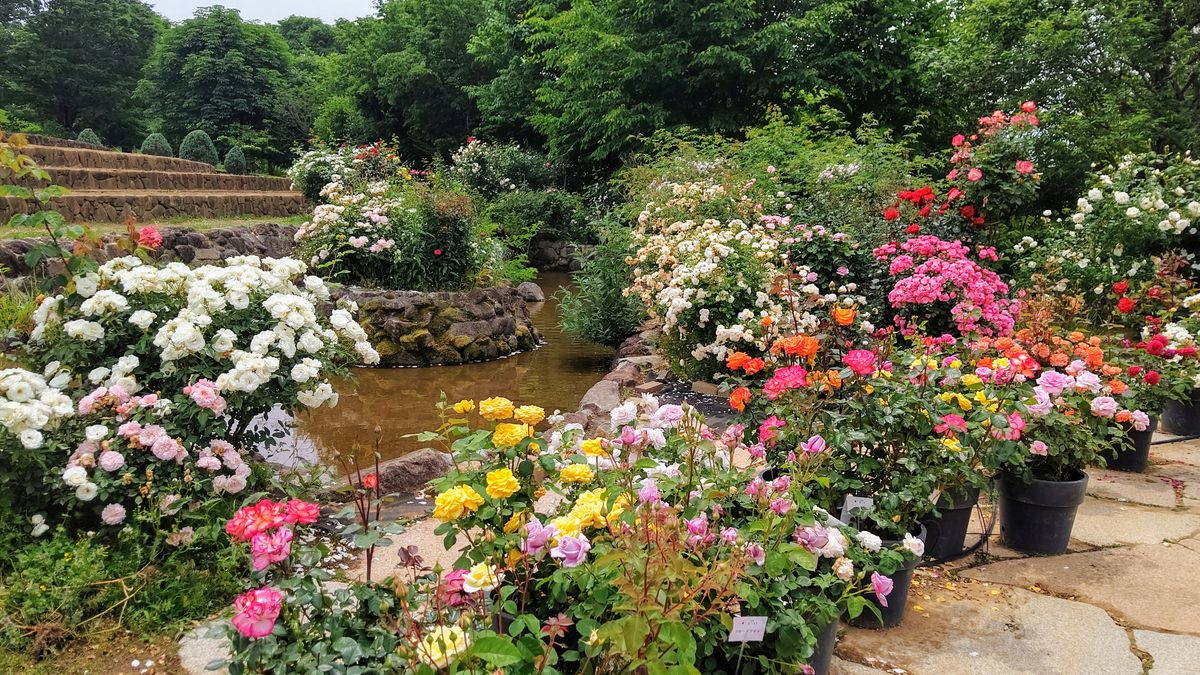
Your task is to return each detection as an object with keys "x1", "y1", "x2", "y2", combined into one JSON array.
[
  {"x1": 840, "y1": 495, "x2": 874, "y2": 523},
  {"x1": 728, "y1": 616, "x2": 768, "y2": 642}
]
